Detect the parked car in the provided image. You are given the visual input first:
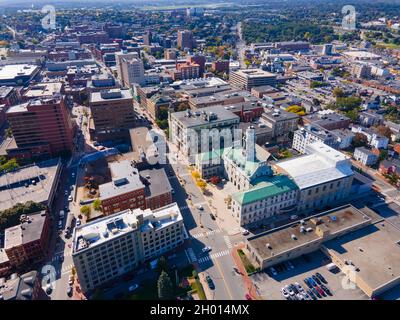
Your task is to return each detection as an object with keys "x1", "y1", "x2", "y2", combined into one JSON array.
[
  {"x1": 320, "y1": 284, "x2": 332, "y2": 296},
  {"x1": 205, "y1": 276, "x2": 215, "y2": 290},
  {"x1": 68, "y1": 195, "x2": 73, "y2": 202},
  {"x1": 312, "y1": 287, "x2": 321, "y2": 298},
  {"x1": 294, "y1": 282, "x2": 304, "y2": 292},
  {"x1": 241, "y1": 229, "x2": 250, "y2": 236},
  {"x1": 281, "y1": 288, "x2": 290, "y2": 299},
  {"x1": 284, "y1": 285, "x2": 295, "y2": 296},
  {"x1": 128, "y1": 284, "x2": 139, "y2": 292},
  {"x1": 315, "y1": 272, "x2": 327, "y2": 284},
  {"x1": 76, "y1": 219, "x2": 81, "y2": 226},
  {"x1": 67, "y1": 286, "x2": 73, "y2": 297},
  {"x1": 59, "y1": 210, "x2": 65, "y2": 218},
  {"x1": 68, "y1": 275, "x2": 74, "y2": 286},
  {"x1": 58, "y1": 221, "x2": 63, "y2": 229},
  {"x1": 202, "y1": 246, "x2": 212, "y2": 253},
  {"x1": 197, "y1": 205, "x2": 204, "y2": 210},
  {"x1": 308, "y1": 277, "x2": 317, "y2": 287},
  {"x1": 315, "y1": 286, "x2": 326, "y2": 297},
  {"x1": 312, "y1": 275, "x2": 322, "y2": 285},
  {"x1": 307, "y1": 289, "x2": 317, "y2": 300},
  {"x1": 209, "y1": 213, "x2": 216, "y2": 220},
  {"x1": 304, "y1": 278, "x2": 312, "y2": 289}
]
